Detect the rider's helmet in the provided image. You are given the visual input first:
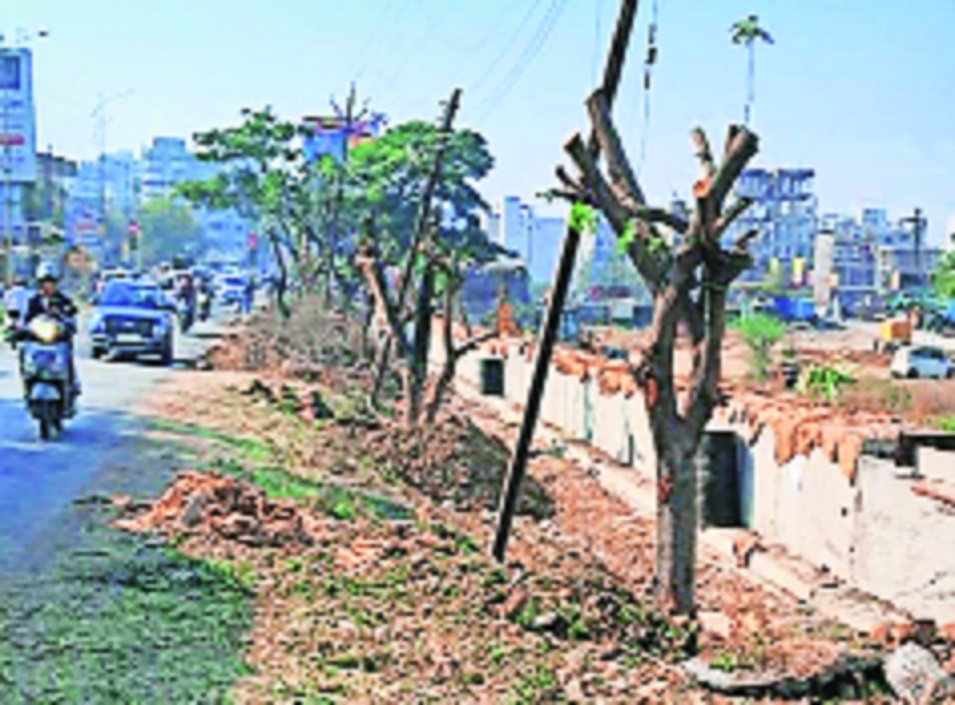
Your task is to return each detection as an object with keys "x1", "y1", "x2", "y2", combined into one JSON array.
[{"x1": 35, "y1": 261, "x2": 60, "y2": 283}]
